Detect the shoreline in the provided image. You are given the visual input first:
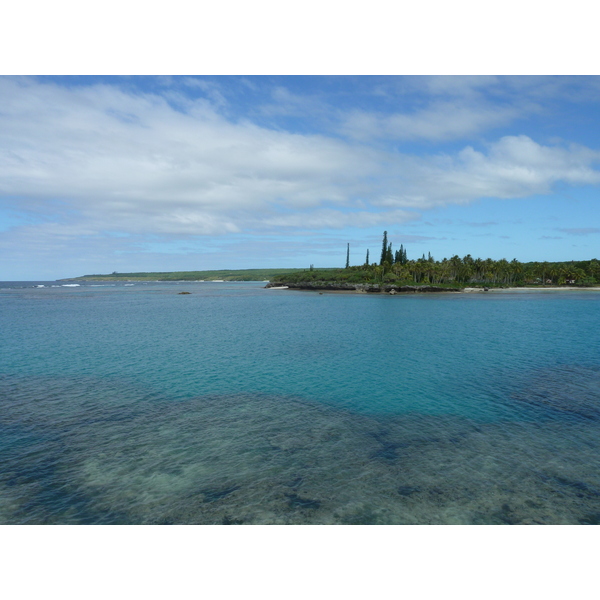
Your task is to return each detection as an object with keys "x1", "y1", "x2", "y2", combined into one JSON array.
[
  {"x1": 267, "y1": 282, "x2": 600, "y2": 294},
  {"x1": 471, "y1": 286, "x2": 600, "y2": 293}
]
